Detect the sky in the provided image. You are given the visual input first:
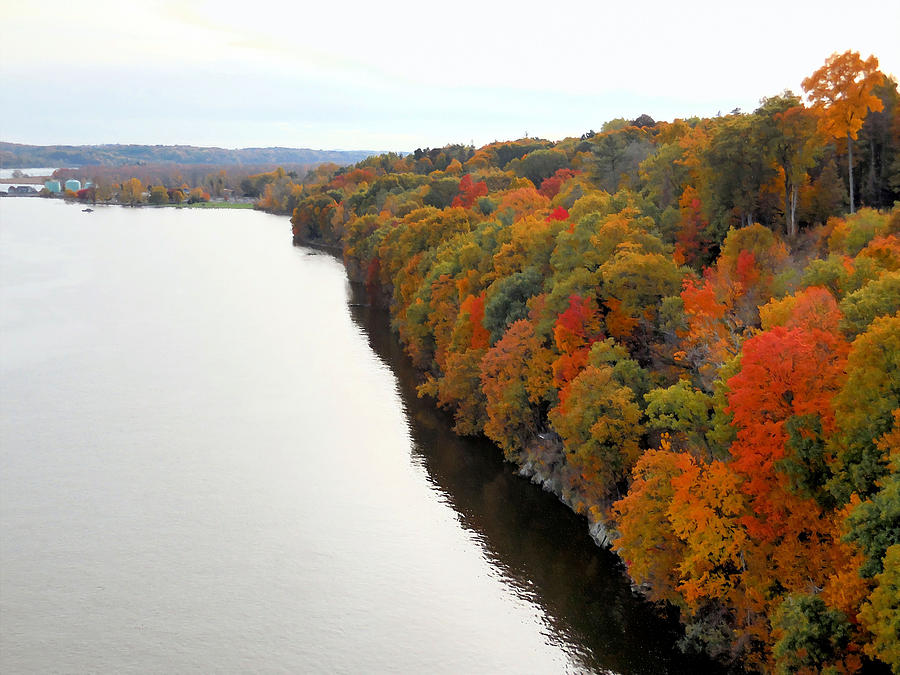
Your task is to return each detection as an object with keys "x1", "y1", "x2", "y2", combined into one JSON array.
[{"x1": 1, "y1": 0, "x2": 899, "y2": 153}]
